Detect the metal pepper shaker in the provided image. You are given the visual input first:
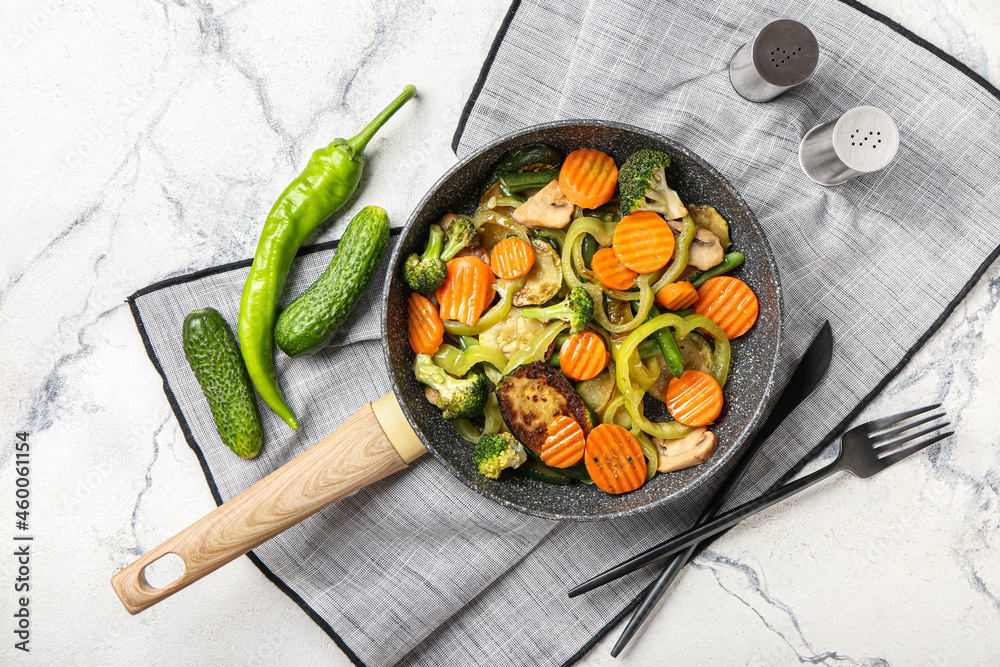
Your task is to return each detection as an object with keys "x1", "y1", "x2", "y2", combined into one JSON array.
[
  {"x1": 729, "y1": 20, "x2": 819, "y2": 102},
  {"x1": 798, "y1": 106, "x2": 900, "y2": 186}
]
